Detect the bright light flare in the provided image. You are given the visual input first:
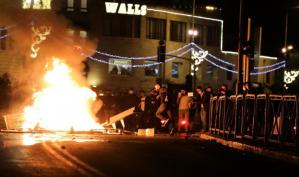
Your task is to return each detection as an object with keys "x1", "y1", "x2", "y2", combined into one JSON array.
[
  {"x1": 188, "y1": 29, "x2": 198, "y2": 36},
  {"x1": 181, "y1": 120, "x2": 187, "y2": 125},
  {"x1": 22, "y1": 58, "x2": 102, "y2": 131}
]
